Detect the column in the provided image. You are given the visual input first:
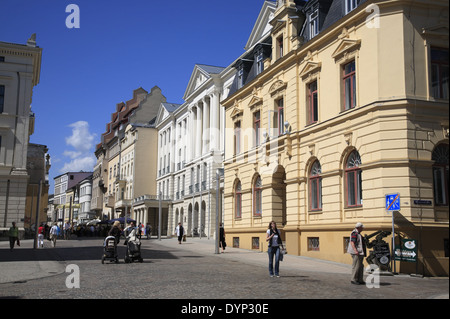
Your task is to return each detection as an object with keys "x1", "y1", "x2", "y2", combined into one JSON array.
[
  {"x1": 196, "y1": 104, "x2": 202, "y2": 158},
  {"x1": 188, "y1": 107, "x2": 194, "y2": 161},
  {"x1": 210, "y1": 91, "x2": 220, "y2": 151},
  {"x1": 143, "y1": 207, "x2": 148, "y2": 228},
  {"x1": 202, "y1": 98, "x2": 209, "y2": 154},
  {"x1": 219, "y1": 93, "x2": 225, "y2": 152}
]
